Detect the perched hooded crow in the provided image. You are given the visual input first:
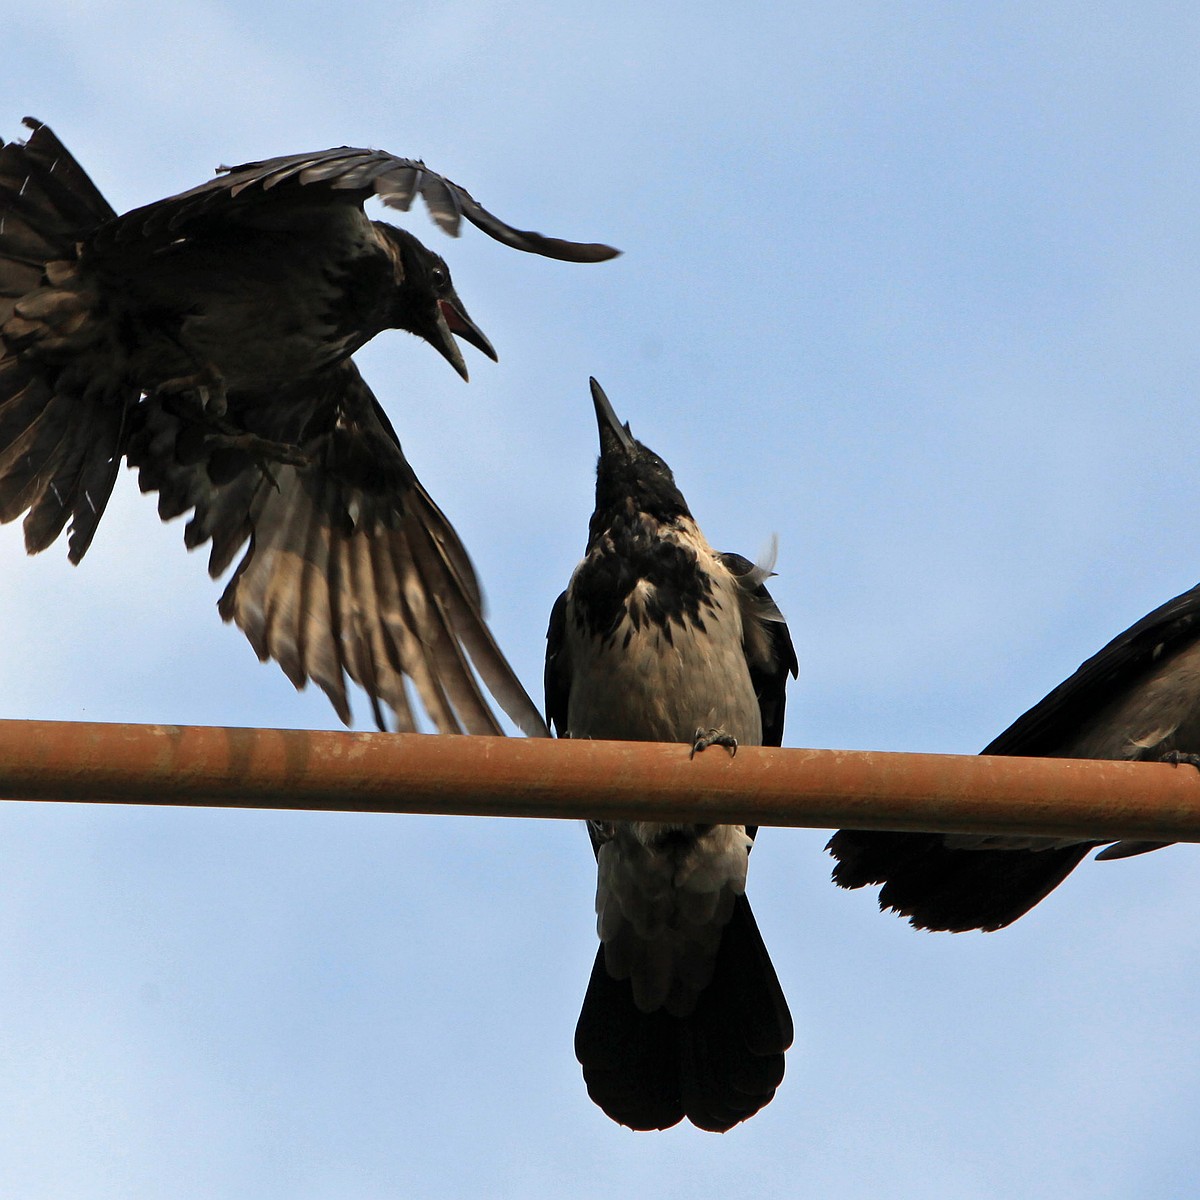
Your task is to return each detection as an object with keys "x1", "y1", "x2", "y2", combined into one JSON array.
[
  {"x1": 0, "y1": 118, "x2": 616, "y2": 733},
  {"x1": 828, "y1": 583, "x2": 1200, "y2": 932},
  {"x1": 545, "y1": 379, "x2": 797, "y2": 1132}
]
